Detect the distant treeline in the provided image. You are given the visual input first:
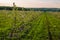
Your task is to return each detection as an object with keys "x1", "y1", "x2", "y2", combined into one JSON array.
[
  {"x1": 0, "y1": 6, "x2": 31, "y2": 11},
  {"x1": 0, "y1": 6, "x2": 22, "y2": 10},
  {"x1": 0, "y1": 6, "x2": 60, "y2": 12}
]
